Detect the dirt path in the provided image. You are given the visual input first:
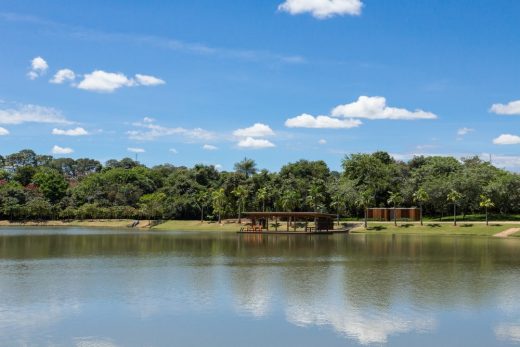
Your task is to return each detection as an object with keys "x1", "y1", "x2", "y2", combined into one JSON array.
[{"x1": 493, "y1": 228, "x2": 520, "y2": 238}]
